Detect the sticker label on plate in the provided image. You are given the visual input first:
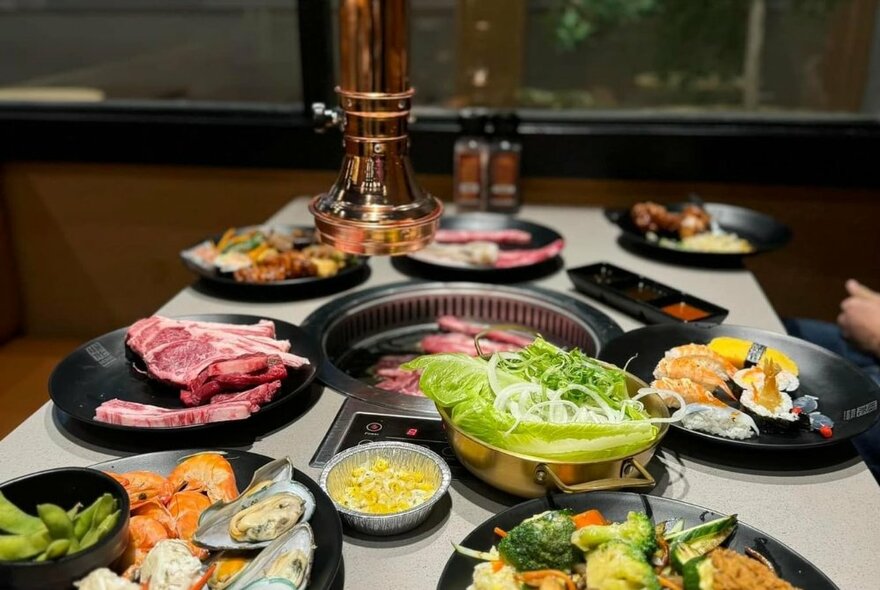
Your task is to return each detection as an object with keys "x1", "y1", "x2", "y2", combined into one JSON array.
[
  {"x1": 85, "y1": 342, "x2": 117, "y2": 368},
  {"x1": 843, "y1": 400, "x2": 878, "y2": 421}
]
